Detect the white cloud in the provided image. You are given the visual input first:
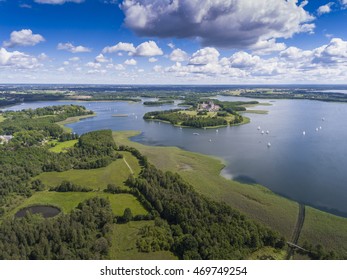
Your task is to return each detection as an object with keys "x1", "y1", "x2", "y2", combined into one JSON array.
[
  {"x1": 102, "y1": 42, "x2": 136, "y2": 54},
  {"x1": 313, "y1": 38, "x2": 347, "y2": 64},
  {"x1": 229, "y1": 52, "x2": 261, "y2": 68},
  {"x1": 148, "y1": 57, "x2": 158, "y2": 63},
  {"x1": 124, "y1": 58, "x2": 137, "y2": 65},
  {"x1": 250, "y1": 39, "x2": 287, "y2": 55},
  {"x1": 85, "y1": 62, "x2": 101, "y2": 69},
  {"x1": 170, "y1": 48, "x2": 188, "y2": 62},
  {"x1": 189, "y1": 47, "x2": 219, "y2": 65},
  {"x1": 135, "y1": 41, "x2": 163, "y2": 56},
  {"x1": 0, "y1": 47, "x2": 40, "y2": 69},
  {"x1": 63, "y1": 61, "x2": 69, "y2": 65},
  {"x1": 69, "y1": 56, "x2": 80, "y2": 62},
  {"x1": 153, "y1": 65, "x2": 163, "y2": 72},
  {"x1": 38, "y1": 53, "x2": 48, "y2": 61},
  {"x1": 121, "y1": 0, "x2": 315, "y2": 48},
  {"x1": 167, "y1": 43, "x2": 175, "y2": 49},
  {"x1": 34, "y1": 0, "x2": 84, "y2": 4},
  {"x1": 114, "y1": 64, "x2": 125, "y2": 70},
  {"x1": 3, "y1": 29, "x2": 45, "y2": 48},
  {"x1": 57, "y1": 42, "x2": 91, "y2": 53},
  {"x1": 103, "y1": 41, "x2": 163, "y2": 57},
  {"x1": 95, "y1": 53, "x2": 108, "y2": 63},
  {"x1": 317, "y1": 3, "x2": 333, "y2": 15}
]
